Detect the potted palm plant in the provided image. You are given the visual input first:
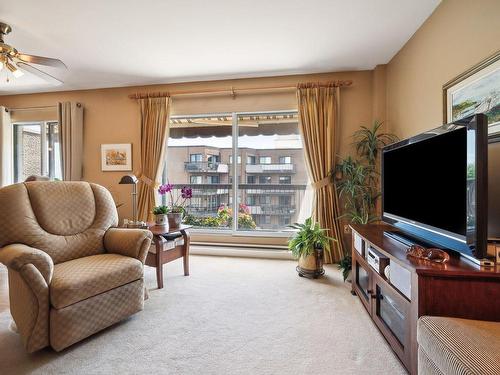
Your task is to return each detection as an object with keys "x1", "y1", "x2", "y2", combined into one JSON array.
[
  {"x1": 288, "y1": 217, "x2": 336, "y2": 279},
  {"x1": 334, "y1": 120, "x2": 398, "y2": 282}
]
